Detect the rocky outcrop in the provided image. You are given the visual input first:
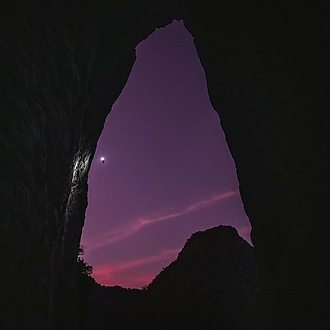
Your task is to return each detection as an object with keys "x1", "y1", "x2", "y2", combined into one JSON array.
[
  {"x1": 82, "y1": 226, "x2": 261, "y2": 330},
  {"x1": 124, "y1": 225, "x2": 262, "y2": 329},
  {"x1": 1, "y1": 1, "x2": 329, "y2": 329}
]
